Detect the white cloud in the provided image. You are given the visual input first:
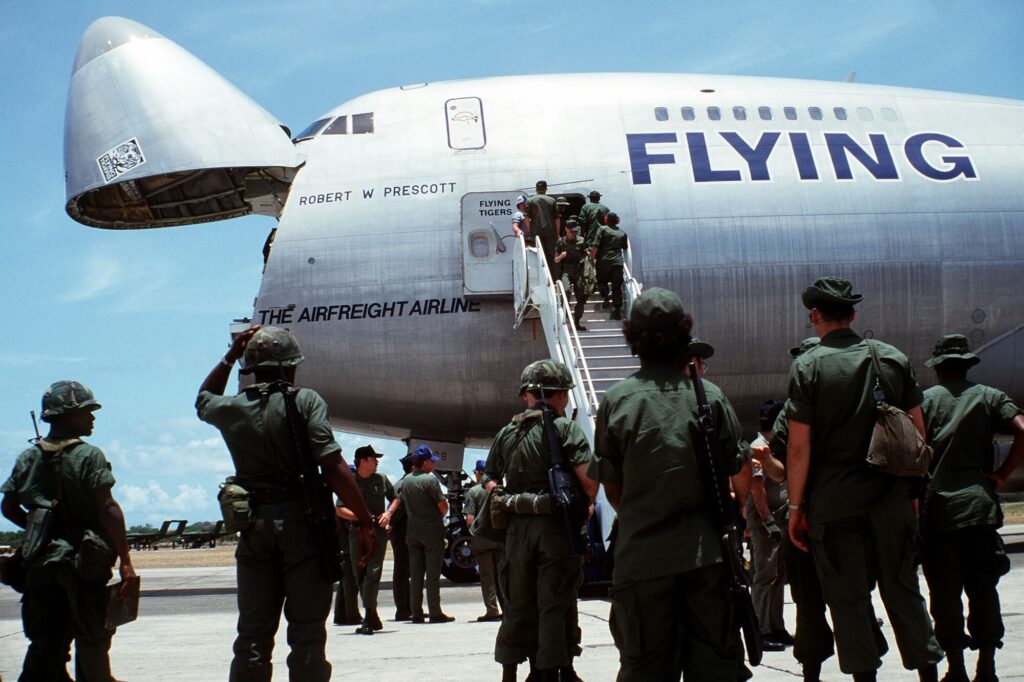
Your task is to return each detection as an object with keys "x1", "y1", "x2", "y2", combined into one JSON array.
[
  {"x1": 58, "y1": 253, "x2": 121, "y2": 302},
  {"x1": 118, "y1": 481, "x2": 213, "y2": 520},
  {"x1": 0, "y1": 353, "x2": 86, "y2": 366}
]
